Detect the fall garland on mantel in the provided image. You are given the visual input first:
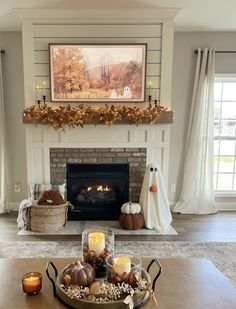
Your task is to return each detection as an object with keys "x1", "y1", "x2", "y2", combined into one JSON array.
[{"x1": 22, "y1": 104, "x2": 173, "y2": 131}]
